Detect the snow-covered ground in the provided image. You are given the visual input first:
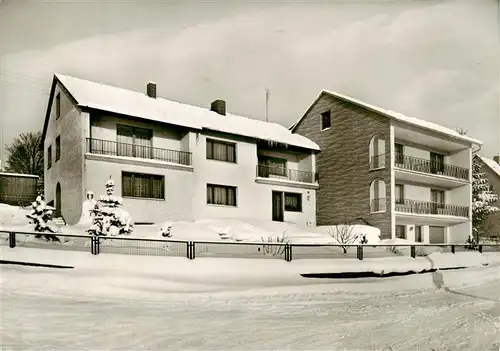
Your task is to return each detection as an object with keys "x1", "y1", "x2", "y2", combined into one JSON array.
[{"x1": 1, "y1": 247, "x2": 499, "y2": 350}]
